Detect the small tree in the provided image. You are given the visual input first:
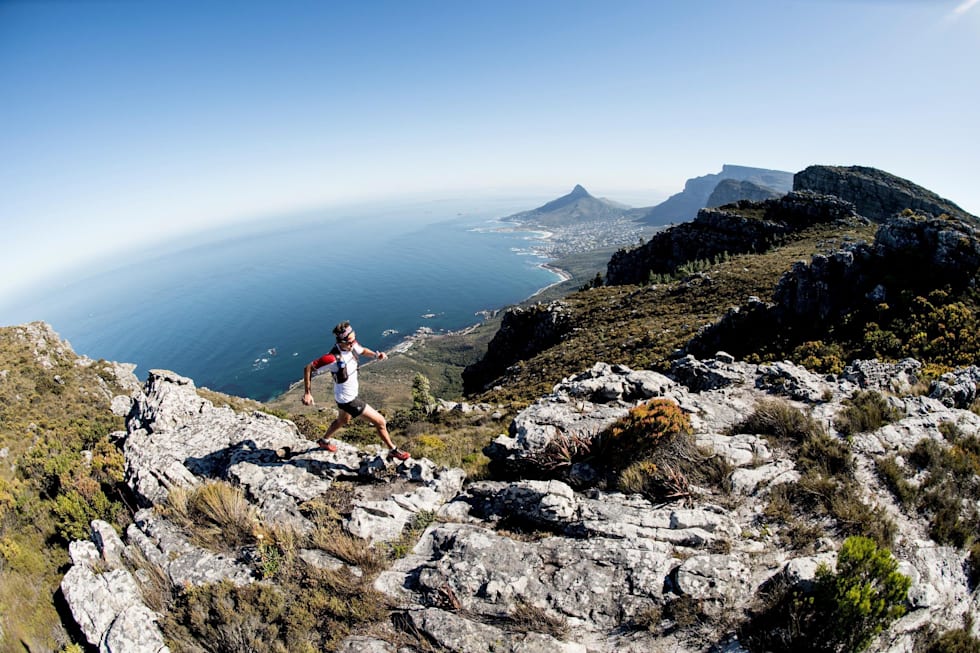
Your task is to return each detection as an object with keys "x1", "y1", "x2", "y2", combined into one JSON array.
[
  {"x1": 740, "y1": 535, "x2": 911, "y2": 652},
  {"x1": 410, "y1": 373, "x2": 435, "y2": 417},
  {"x1": 813, "y1": 535, "x2": 911, "y2": 652}
]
